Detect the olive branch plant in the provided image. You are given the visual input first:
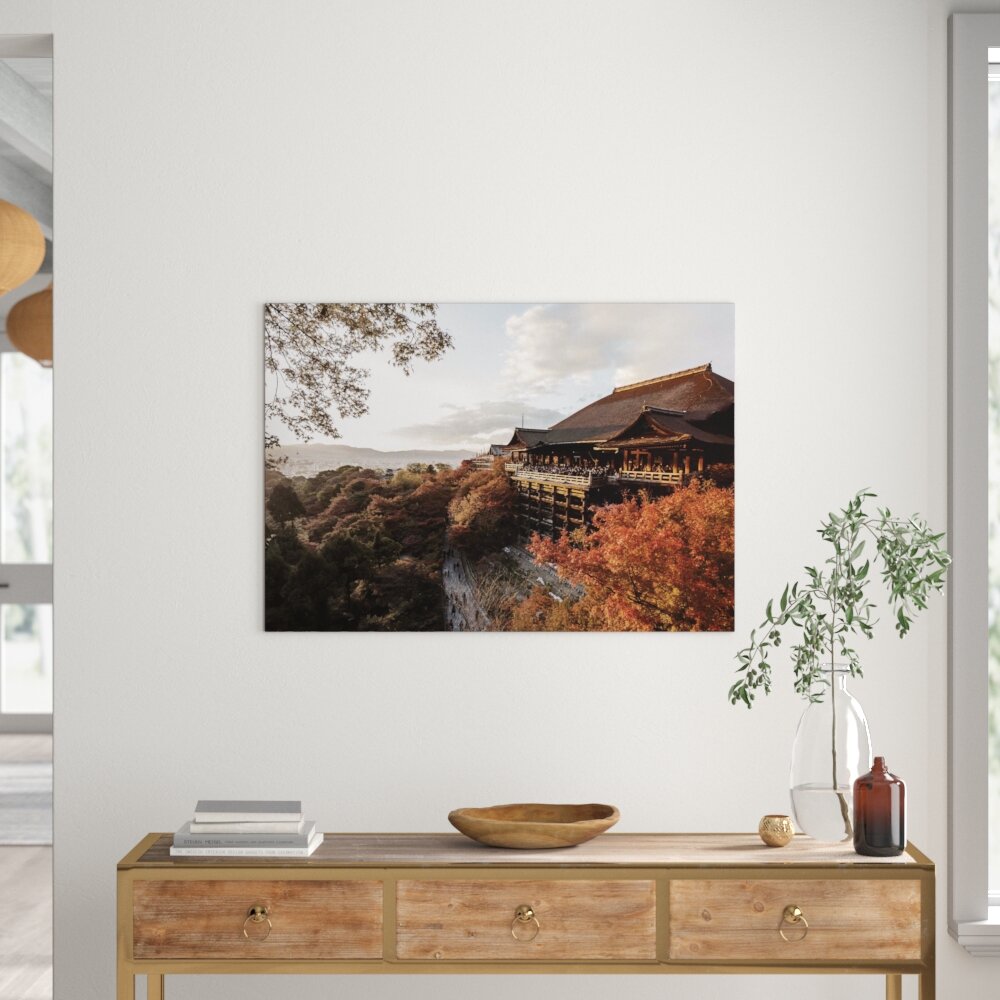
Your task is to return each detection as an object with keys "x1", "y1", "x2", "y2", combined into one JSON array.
[{"x1": 729, "y1": 490, "x2": 951, "y2": 834}]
